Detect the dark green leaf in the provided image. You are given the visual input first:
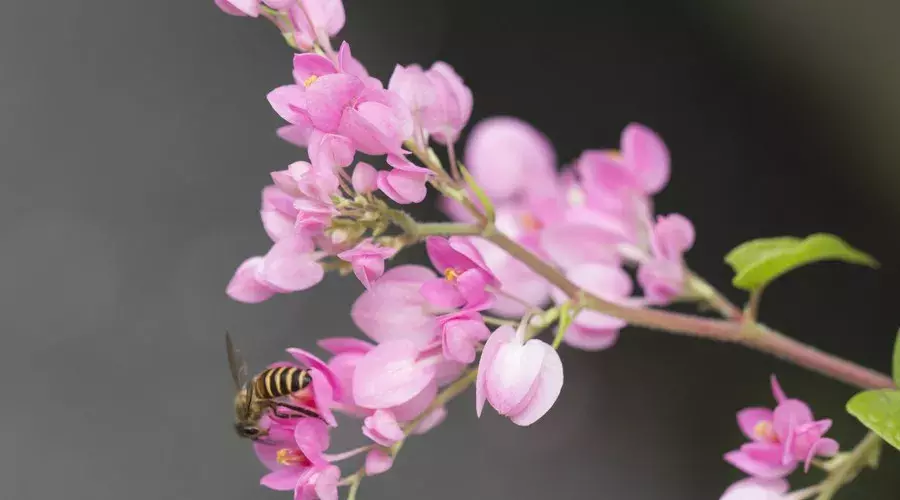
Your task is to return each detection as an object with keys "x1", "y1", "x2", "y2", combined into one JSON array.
[{"x1": 725, "y1": 233, "x2": 878, "y2": 291}]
